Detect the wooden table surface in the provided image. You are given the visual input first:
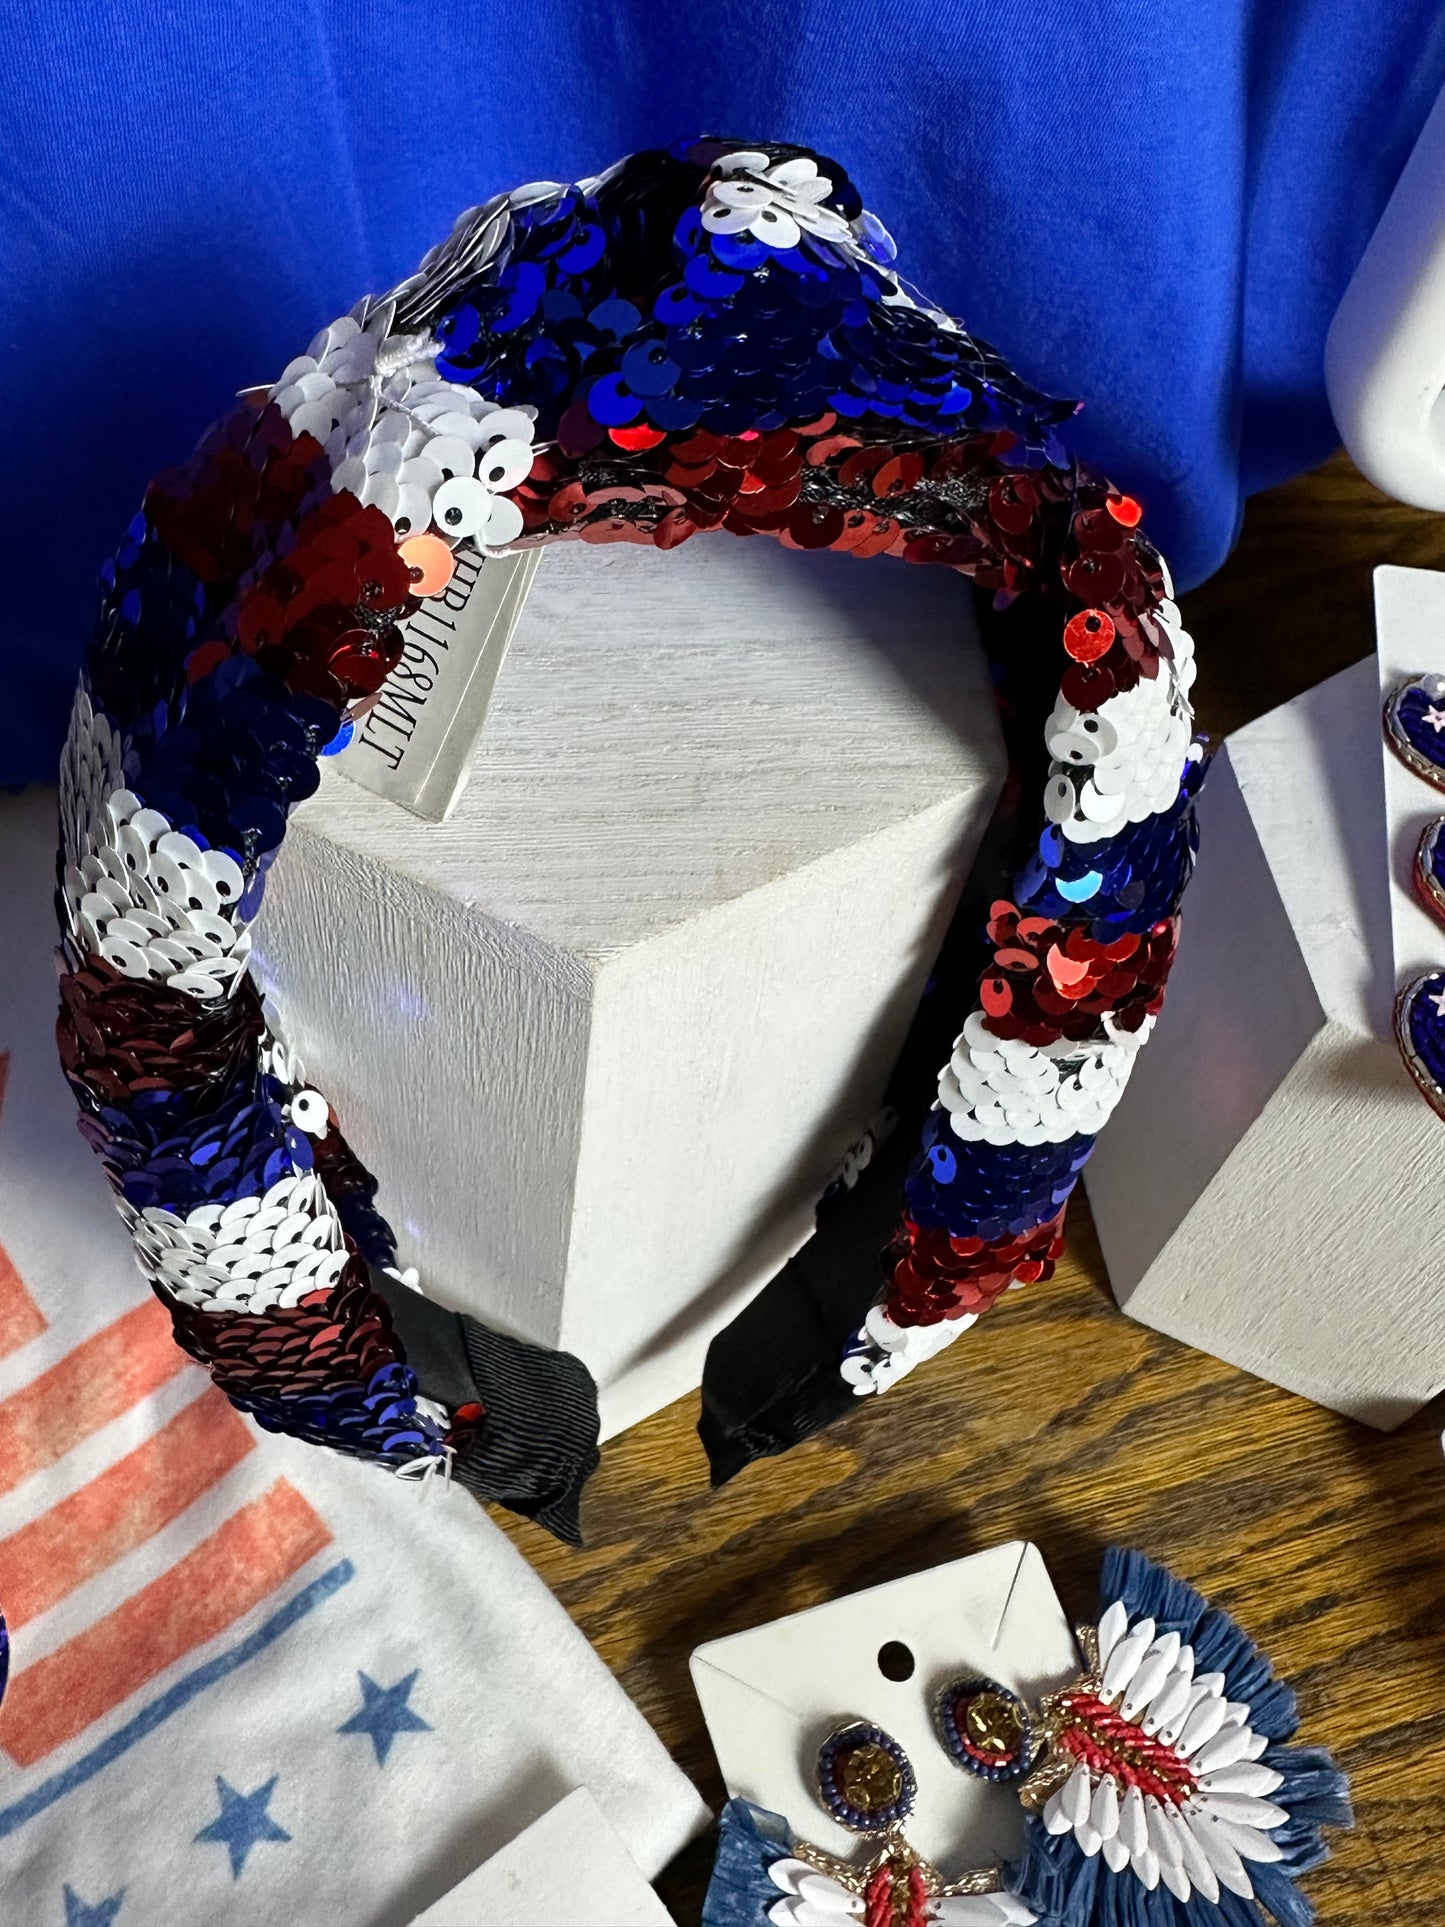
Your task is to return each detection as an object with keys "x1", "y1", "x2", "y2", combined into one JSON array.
[{"x1": 494, "y1": 451, "x2": 1445, "y2": 1925}]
